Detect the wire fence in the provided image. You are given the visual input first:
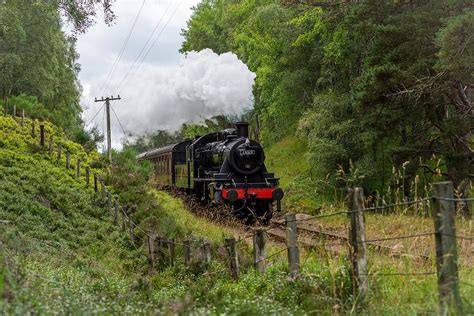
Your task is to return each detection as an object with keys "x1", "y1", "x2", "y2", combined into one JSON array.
[{"x1": 1, "y1": 108, "x2": 472, "y2": 313}]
